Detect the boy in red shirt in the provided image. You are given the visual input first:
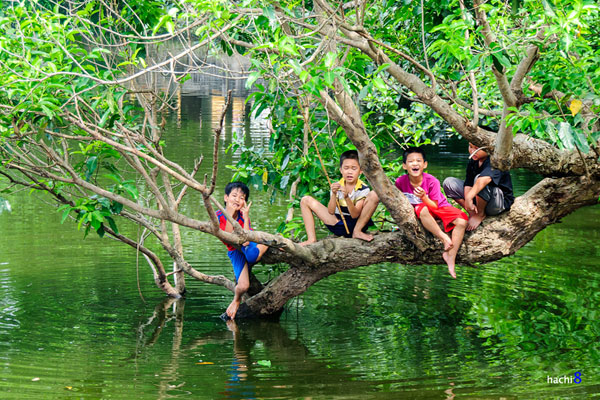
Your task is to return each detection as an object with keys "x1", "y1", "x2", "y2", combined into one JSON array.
[{"x1": 216, "y1": 182, "x2": 268, "y2": 319}]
